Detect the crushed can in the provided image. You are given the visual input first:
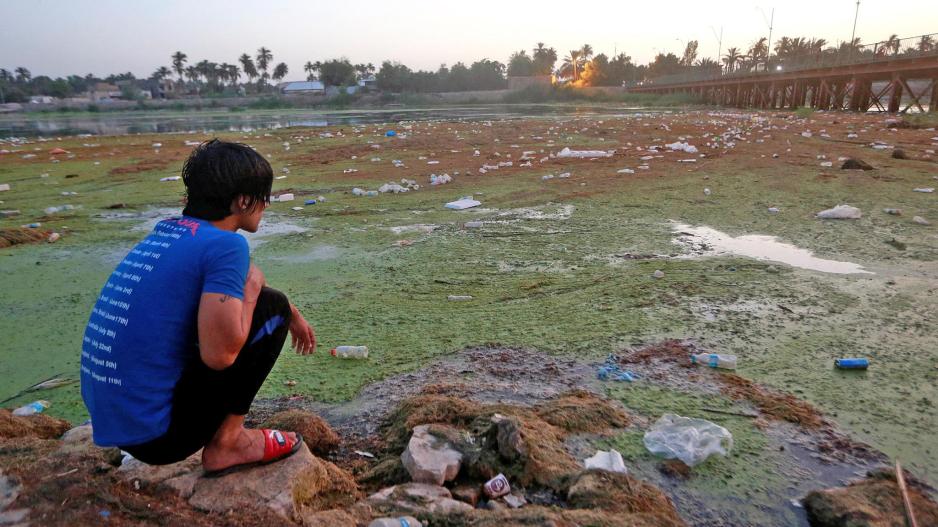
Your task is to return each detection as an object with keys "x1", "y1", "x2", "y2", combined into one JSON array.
[{"x1": 483, "y1": 473, "x2": 510, "y2": 498}]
